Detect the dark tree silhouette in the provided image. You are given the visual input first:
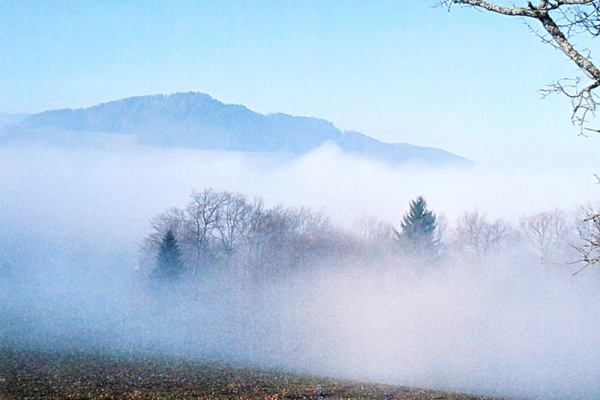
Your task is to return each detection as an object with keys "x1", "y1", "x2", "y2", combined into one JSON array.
[
  {"x1": 156, "y1": 229, "x2": 185, "y2": 279},
  {"x1": 397, "y1": 196, "x2": 438, "y2": 255}
]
